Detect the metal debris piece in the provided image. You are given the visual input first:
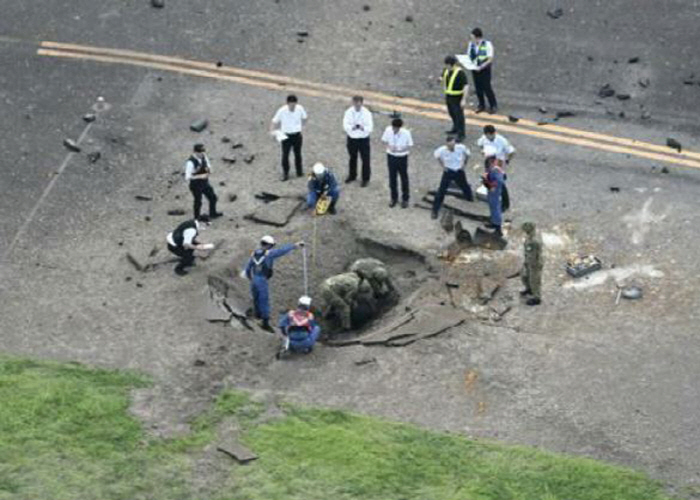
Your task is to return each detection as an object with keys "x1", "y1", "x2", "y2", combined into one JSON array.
[
  {"x1": 621, "y1": 286, "x2": 643, "y2": 300},
  {"x1": 538, "y1": 106, "x2": 548, "y2": 113},
  {"x1": 190, "y1": 119, "x2": 208, "y2": 132},
  {"x1": 243, "y1": 154, "x2": 255, "y2": 164},
  {"x1": 609, "y1": 186, "x2": 620, "y2": 193},
  {"x1": 628, "y1": 57, "x2": 640, "y2": 64},
  {"x1": 126, "y1": 252, "x2": 145, "y2": 272},
  {"x1": 228, "y1": 194, "x2": 238, "y2": 202},
  {"x1": 222, "y1": 156, "x2": 236, "y2": 164},
  {"x1": 362, "y1": 4, "x2": 371, "y2": 11},
  {"x1": 83, "y1": 113, "x2": 96, "y2": 123},
  {"x1": 63, "y1": 139, "x2": 81, "y2": 152},
  {"x1": 135, "y1": 195, "x2": 153, "y2": 201},
  {"x1": 555, "y1": 110, "x2": 576, "y2": 119},
  {"x1": 638, "y1": 78, "x2": 650, "y2": 88},
  {"x1": 296, "y1": 31, "x2": 309, "y2": 37},
  {"x1": 231, "y1": 143, "x2": 244, "y2": 149},
  {"x1": 566, "y1": 255, "x2": 602, "y2": 278}
]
